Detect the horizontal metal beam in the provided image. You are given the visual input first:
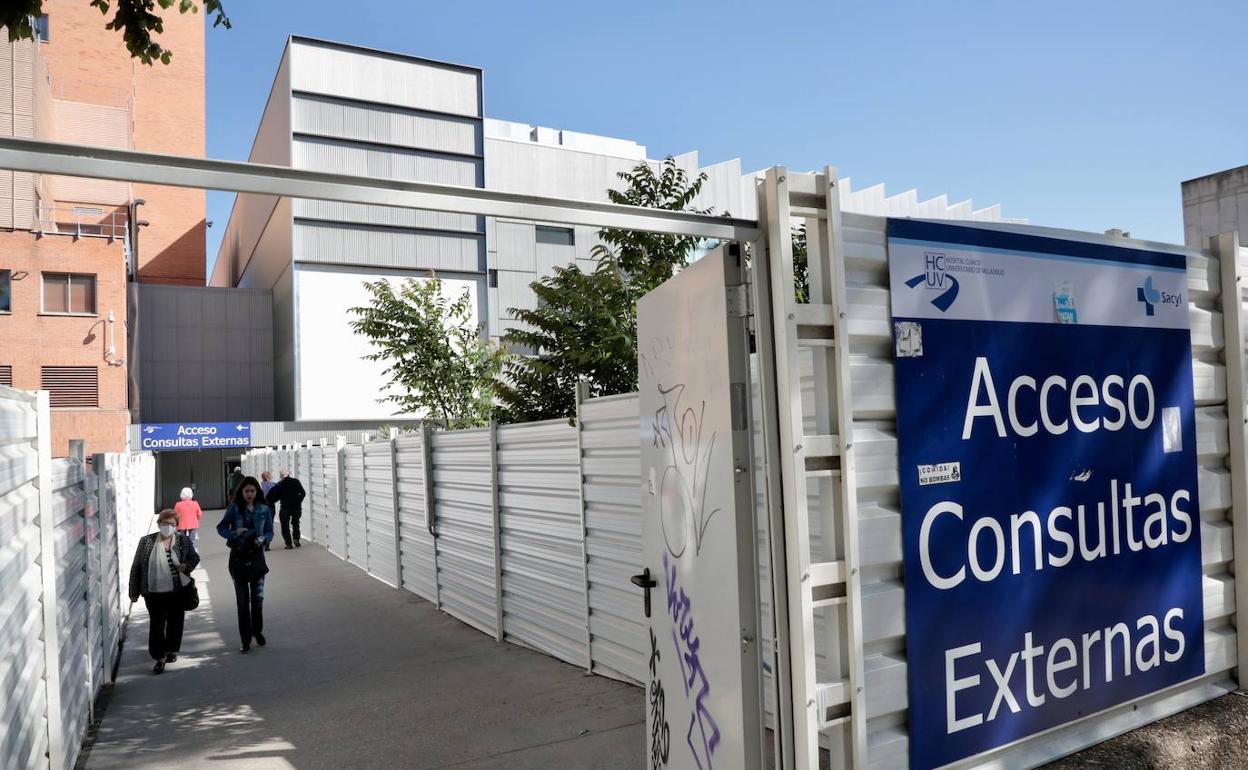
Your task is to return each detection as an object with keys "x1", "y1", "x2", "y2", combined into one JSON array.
[{"x1": 0, "y1": 137, "x2": 761, "y2": 242}]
